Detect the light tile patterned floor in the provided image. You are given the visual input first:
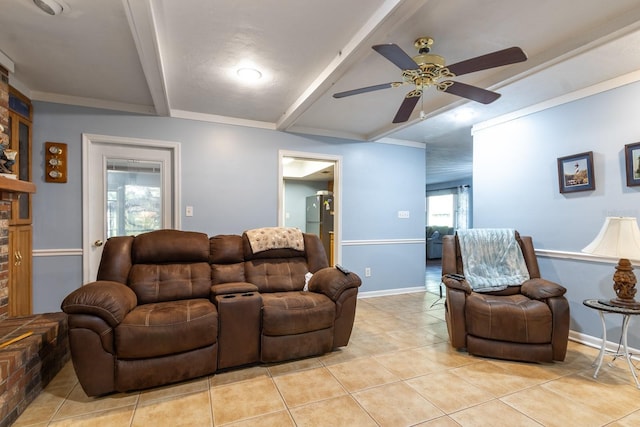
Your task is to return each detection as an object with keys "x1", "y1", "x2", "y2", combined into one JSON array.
[{"x1": 14, "y1": 291, "x2": 640, "y2": 427}]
